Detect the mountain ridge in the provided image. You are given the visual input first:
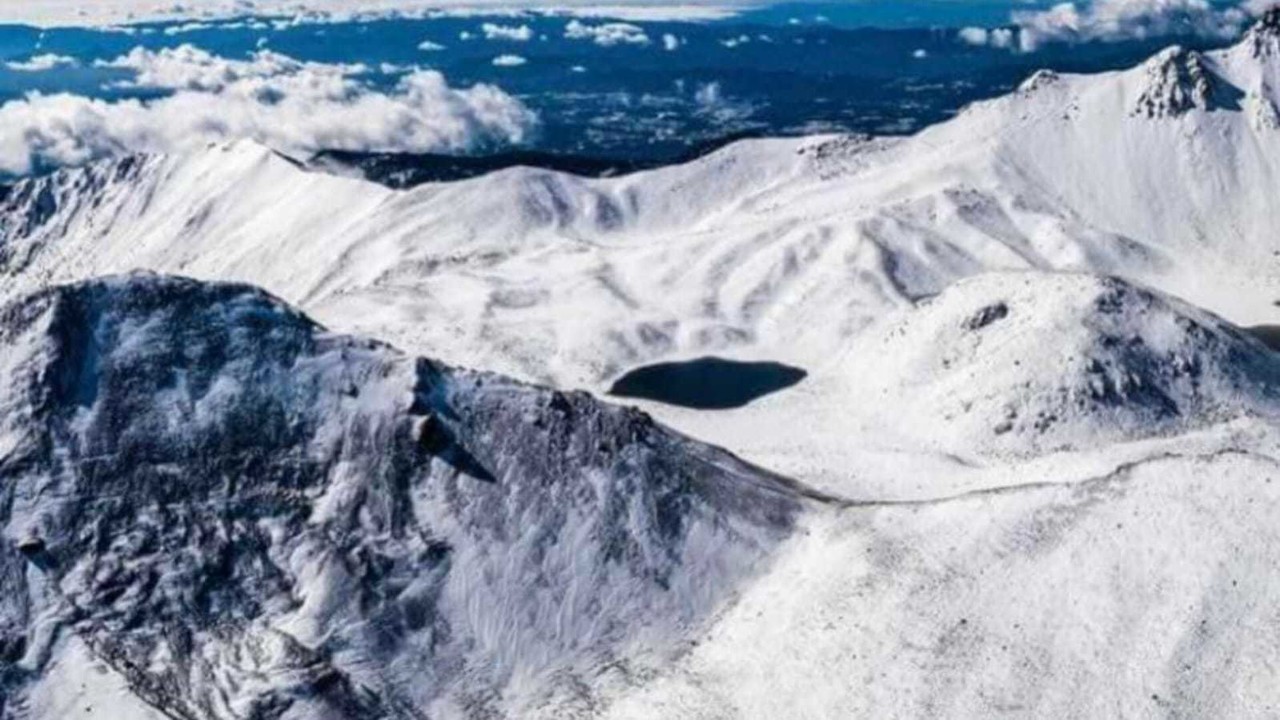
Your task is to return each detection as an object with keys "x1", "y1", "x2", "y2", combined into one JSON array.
[
  {"x1": 0, "y1": 271, "x2": 809, "y2": 719},
  {"x1": 5, "y1": 269, "x2": 1279, "y2": 719},
  {"x1": 1, "y1": 17, "x2": 1279, "y2": 488}
]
